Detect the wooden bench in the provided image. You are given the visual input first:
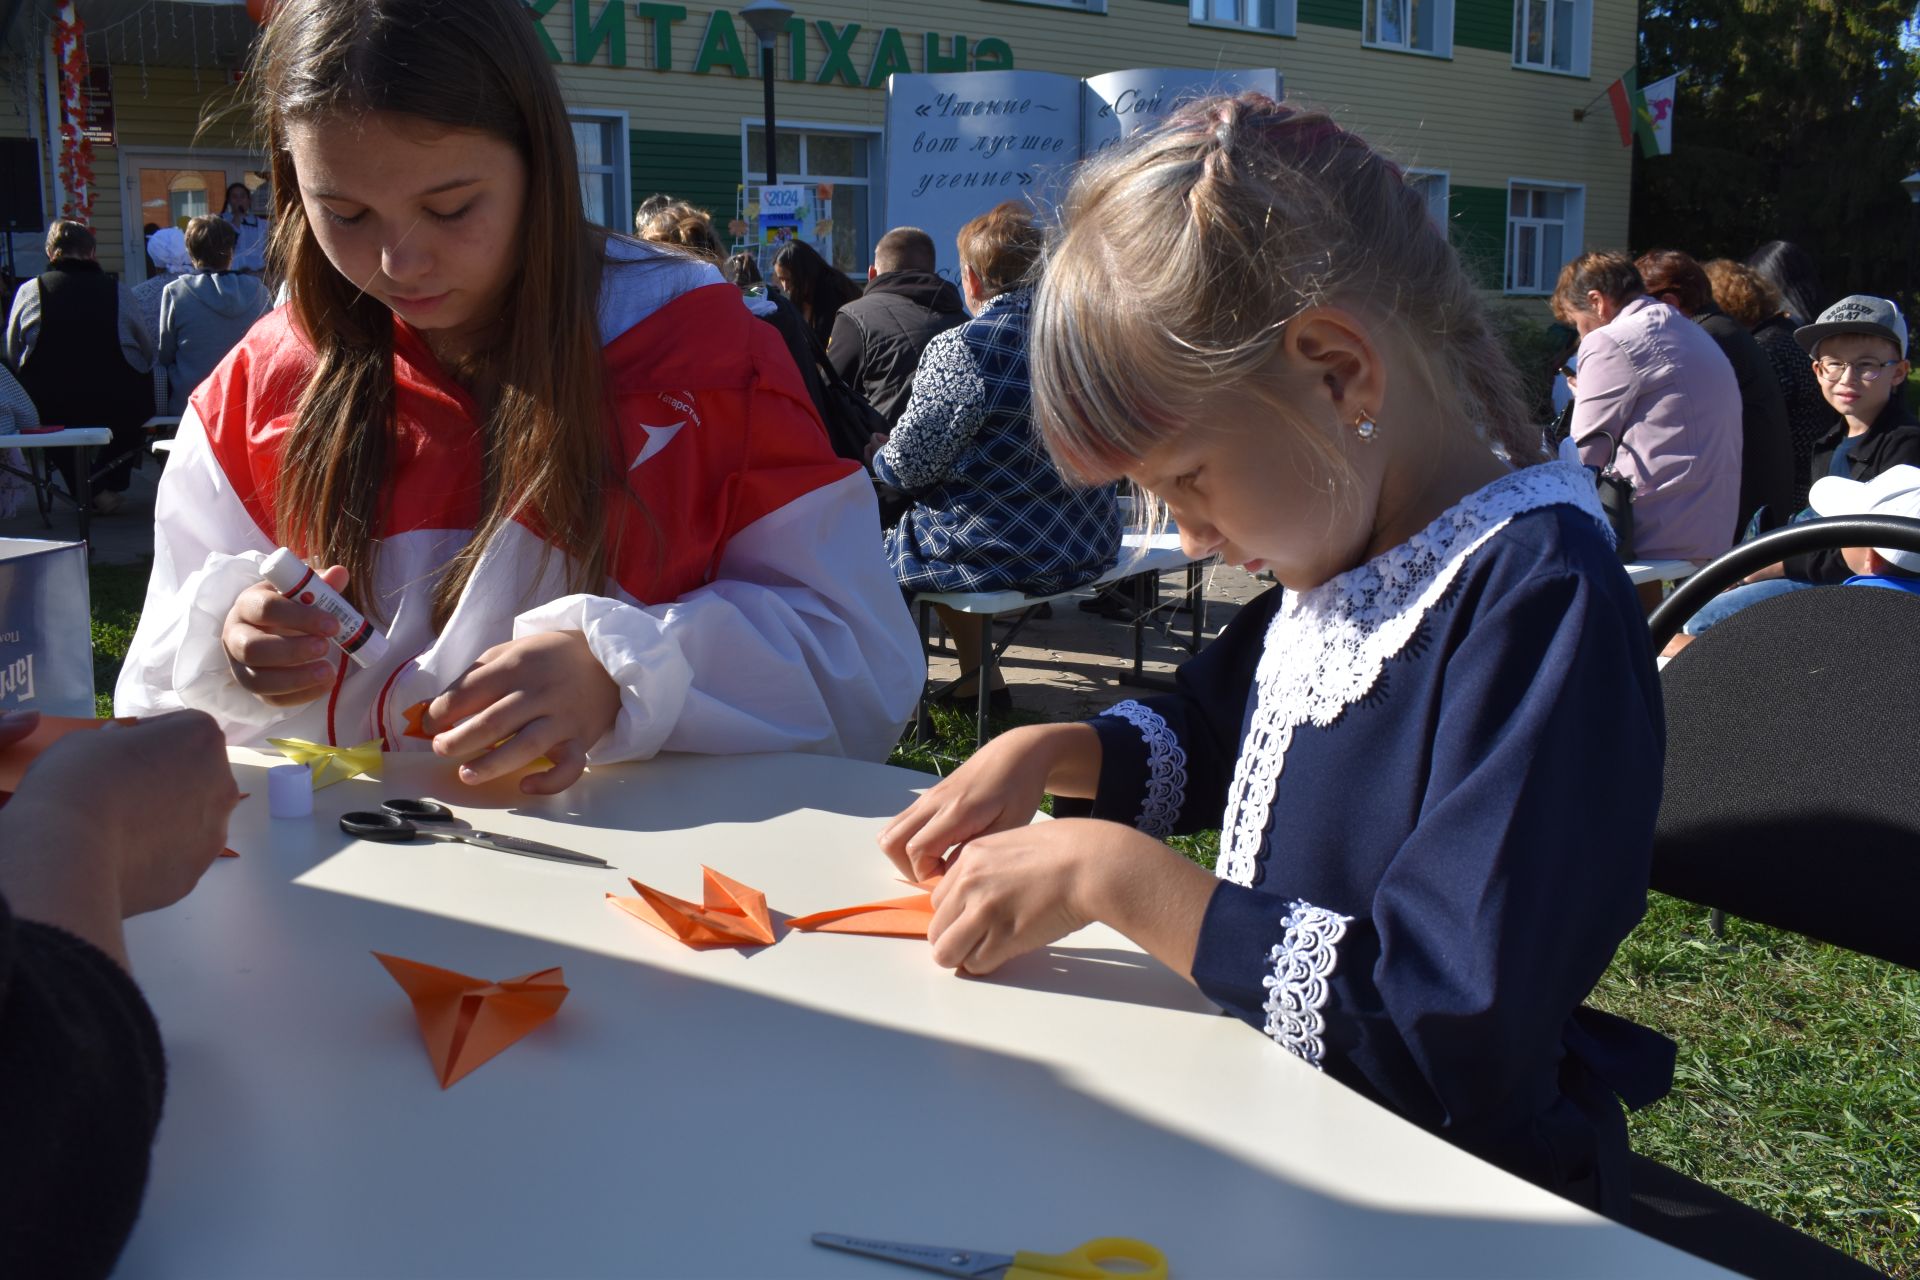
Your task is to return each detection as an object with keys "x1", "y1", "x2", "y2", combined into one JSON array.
[{"x1": 910, "y1": 531, "x2": 1214, "y2": 747}]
